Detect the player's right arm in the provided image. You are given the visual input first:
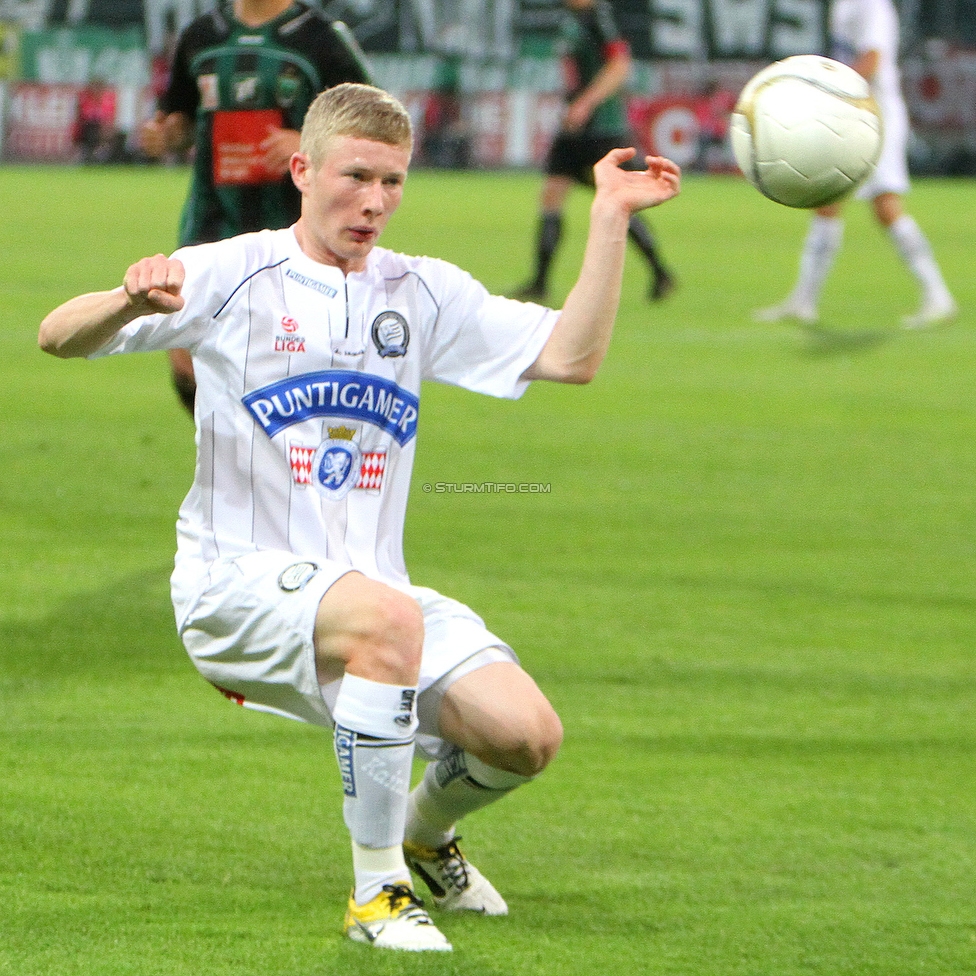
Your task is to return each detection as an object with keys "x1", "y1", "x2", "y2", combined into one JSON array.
[{"x1": 39, "y1": 255, "x2": 185, "y2": 359}]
